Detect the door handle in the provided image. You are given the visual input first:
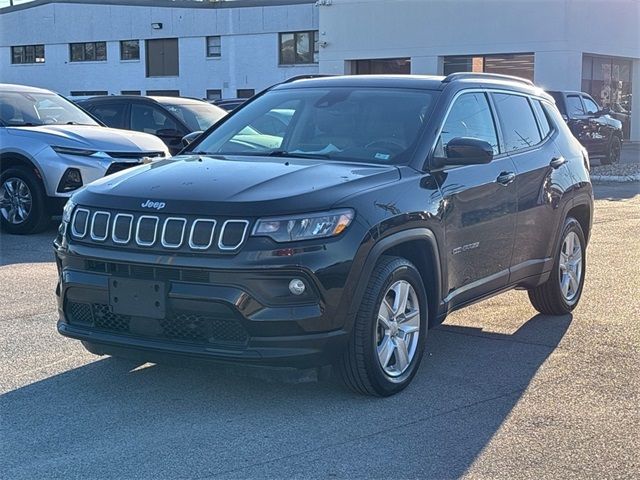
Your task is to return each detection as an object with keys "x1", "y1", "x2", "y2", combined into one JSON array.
[
  {"x1": 550, "y1": 156, "x2": 567, "y2": 169},
  {"x1": 496, "y1": 171, "x2": 516, "y2": 186}
]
